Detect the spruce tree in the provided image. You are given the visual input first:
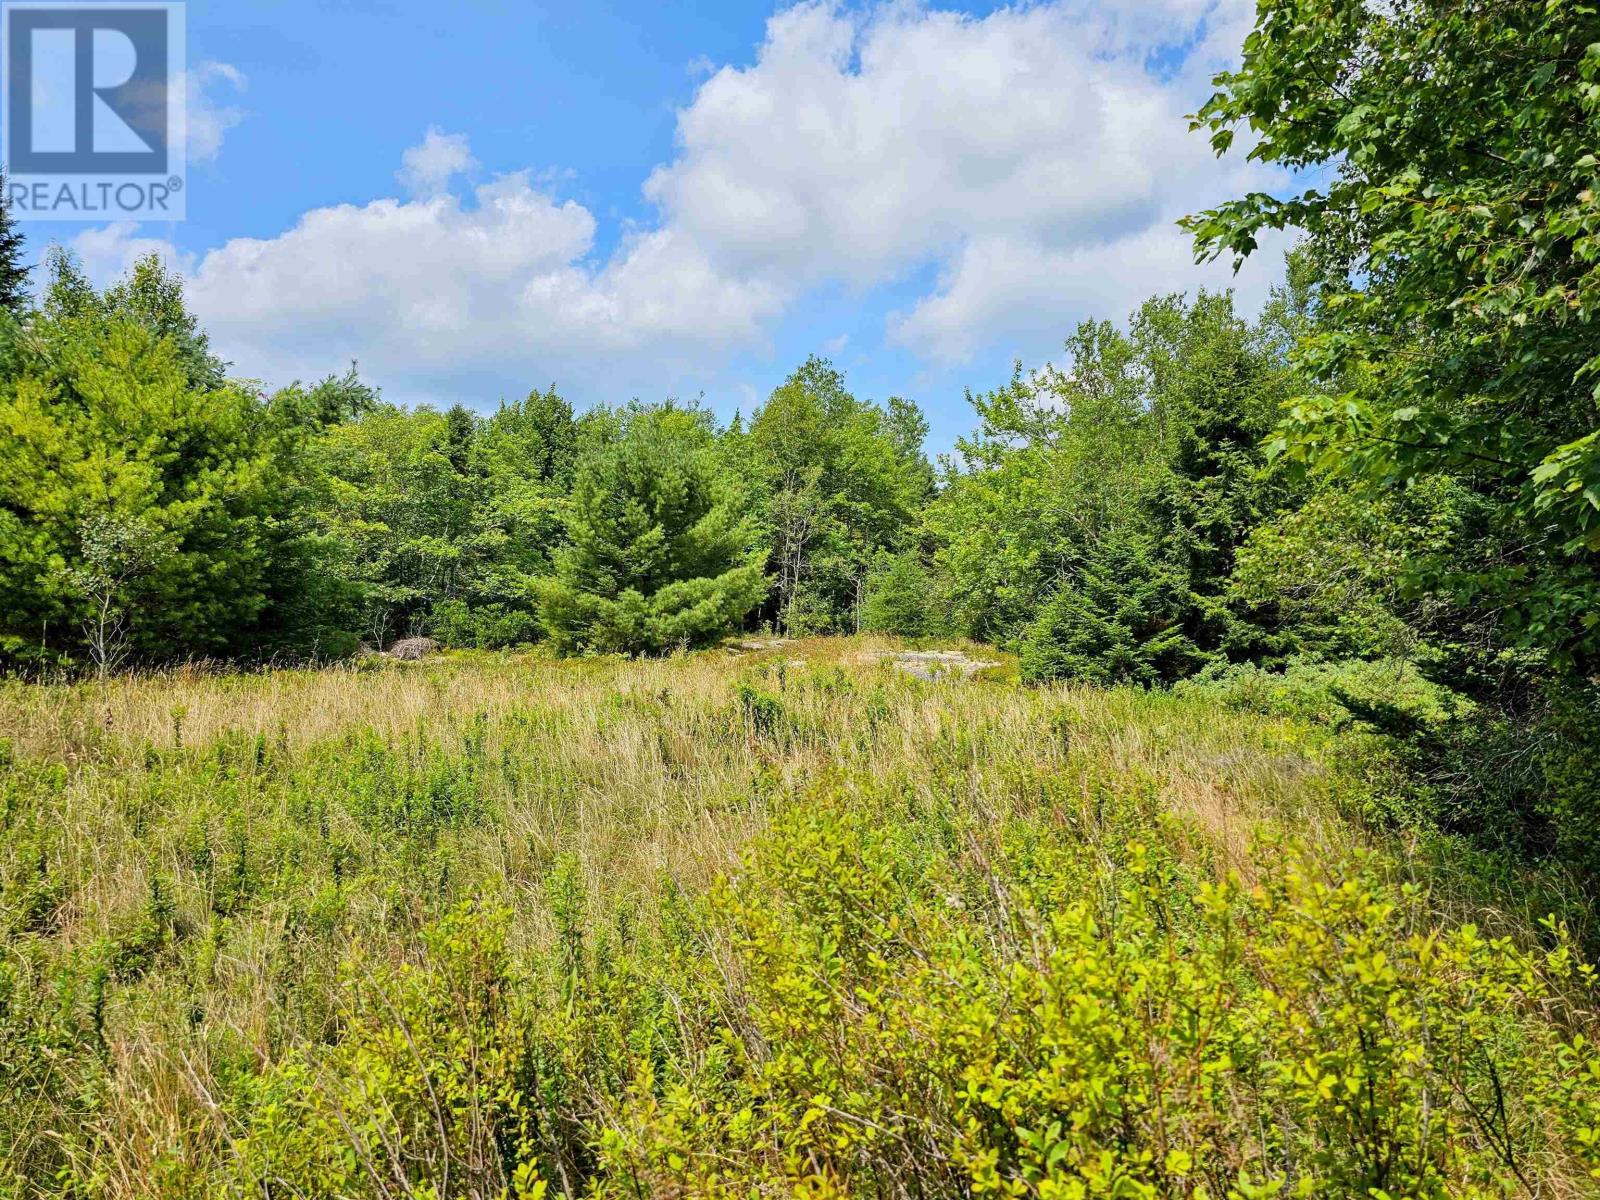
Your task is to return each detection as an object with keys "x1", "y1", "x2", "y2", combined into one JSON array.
[{"x1": 0, "y1": 169, "x2": 29, "y2": 317}]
